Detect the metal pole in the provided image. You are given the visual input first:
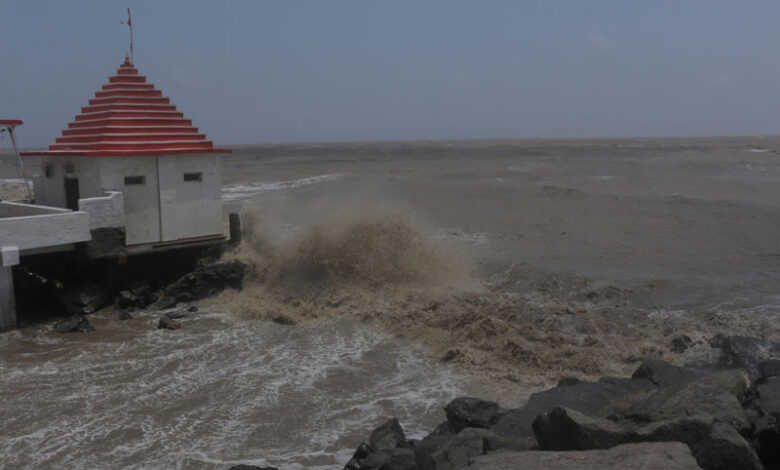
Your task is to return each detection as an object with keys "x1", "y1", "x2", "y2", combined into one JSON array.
[
  {"x1": 128, "y1": 8, "x2": 134, "y2": 63},
  {"x1": 7, "y1": 127, "x2": 33, "y2": 201}
]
